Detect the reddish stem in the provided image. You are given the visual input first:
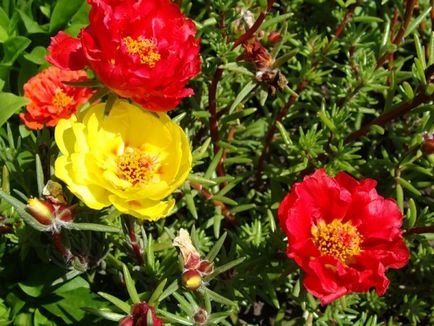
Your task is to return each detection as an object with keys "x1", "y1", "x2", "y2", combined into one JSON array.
[
  {"x1": 209, "y1": 68, "x2": 223, "y2": 156},
  {"x1": 256, "y1": 80, "x2": 308, "y2": 177},
  {"x1": 405, "y1": 226, "x2": 434, "y2": 235},
  {"x1": 393, "y1": 0, "x2": 416, "y2": 45},
  {"x1": 344, "y1": 87, "x2": 432, "y2": 144},
  {"x1": 124, "y1": 216, "x2": 144, "y2": 266},
  {"x1": 190, "y1": 181, "x2": 236, "y2": 225},
  {"x1": 335, "y1": 3, "x2": 358, "y2": 38},
  {"x1": 51, "y1": 232, "x2": 72, "y2": 261},
  {"x1": 232, "y1": 0, "x2": 275, "y2": 49},
  {"x1": 376, "y1": 1, "x2": 417, "y2": 69}
]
